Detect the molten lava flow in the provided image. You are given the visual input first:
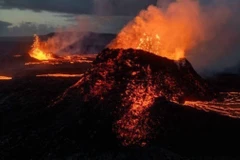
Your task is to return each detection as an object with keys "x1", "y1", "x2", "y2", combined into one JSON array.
[
  {"x1": 116, "y1": 66, "x2": 158, "y2": 146},
  {"x1": 108, "y1": 0, "x2": 205, "y2": 60},
  {"x1": 52, "y1": 47, "x2": 220, "y2": 147},
  {"x1": 26, "y1": 34, "x2": 94, "y2": 65},
  {"x1": 184, "y1": 92, "x2": 240, "y2": 119},
  {"x1": 36, "y1": 73, "x2": 83, "y2": 78},
  {"x1": 0, "y1": 76, "x2": 12, "y2": 80},
  {"x1": 29, "y1": 34, "x2": 55, "y2": 61}
]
